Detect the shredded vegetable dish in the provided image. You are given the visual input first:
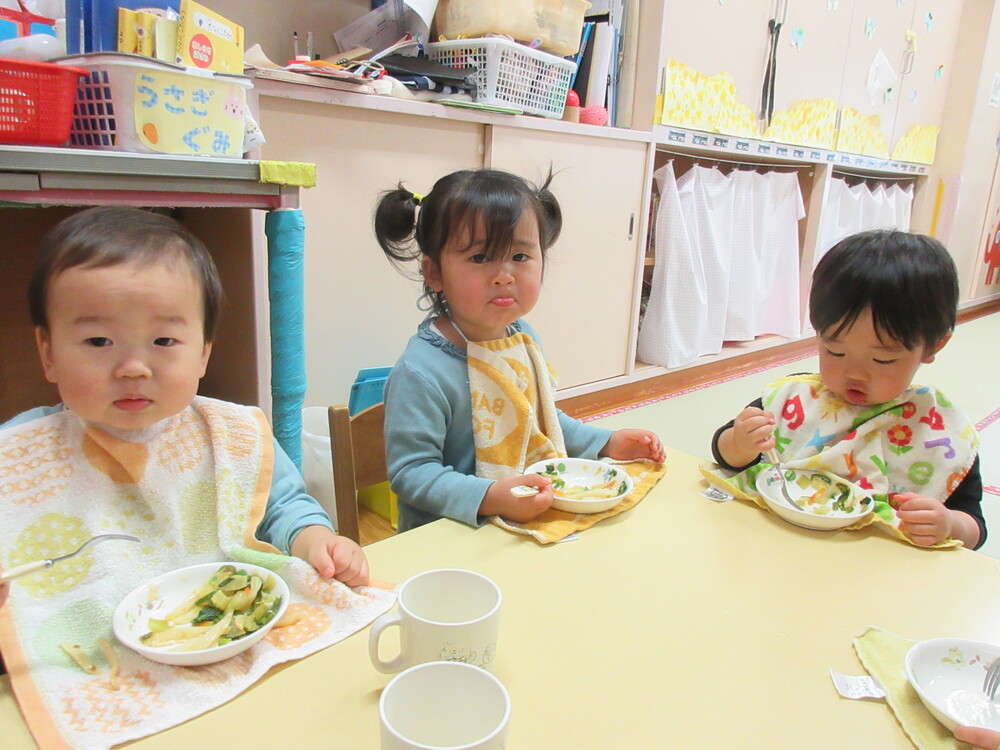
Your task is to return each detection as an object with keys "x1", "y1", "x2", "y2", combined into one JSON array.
[
  {"x1": 140, "y1": 564, "x2": 283, "y2": 652},
  {"x1": 537, "y1": 462, "x2": 629, "y2": 500},
  {"x1": 788, "y1": 471, "x2": 873, "y2": 515}
]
